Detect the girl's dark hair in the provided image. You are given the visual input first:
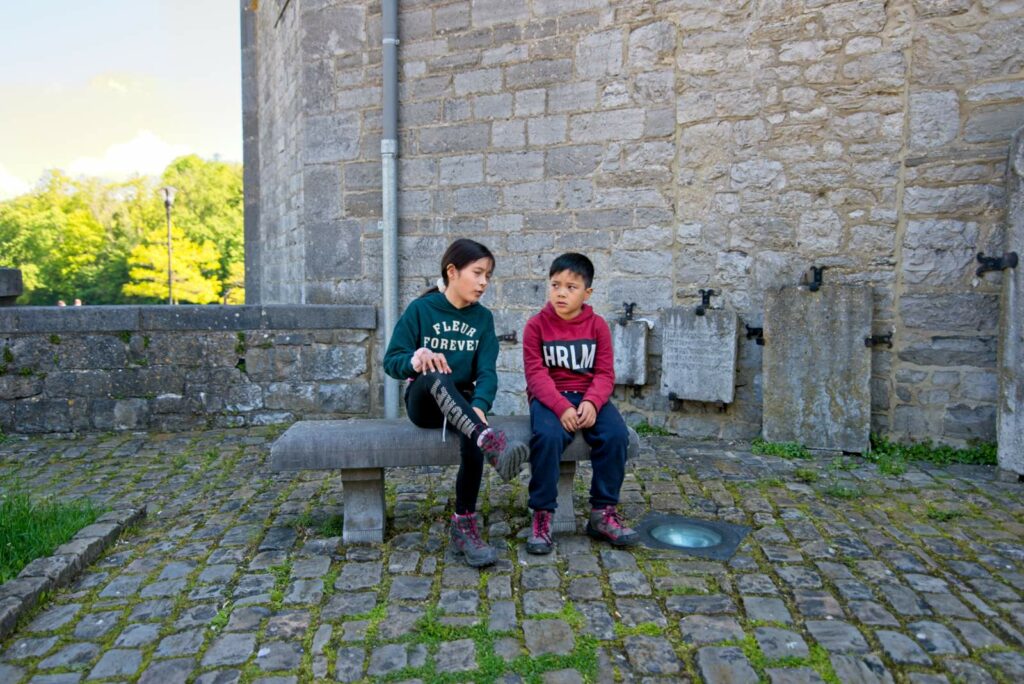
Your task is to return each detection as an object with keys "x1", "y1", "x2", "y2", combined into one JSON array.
[{"x1": 420, "y1": 238, "x2": 495, "y2": 297}]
